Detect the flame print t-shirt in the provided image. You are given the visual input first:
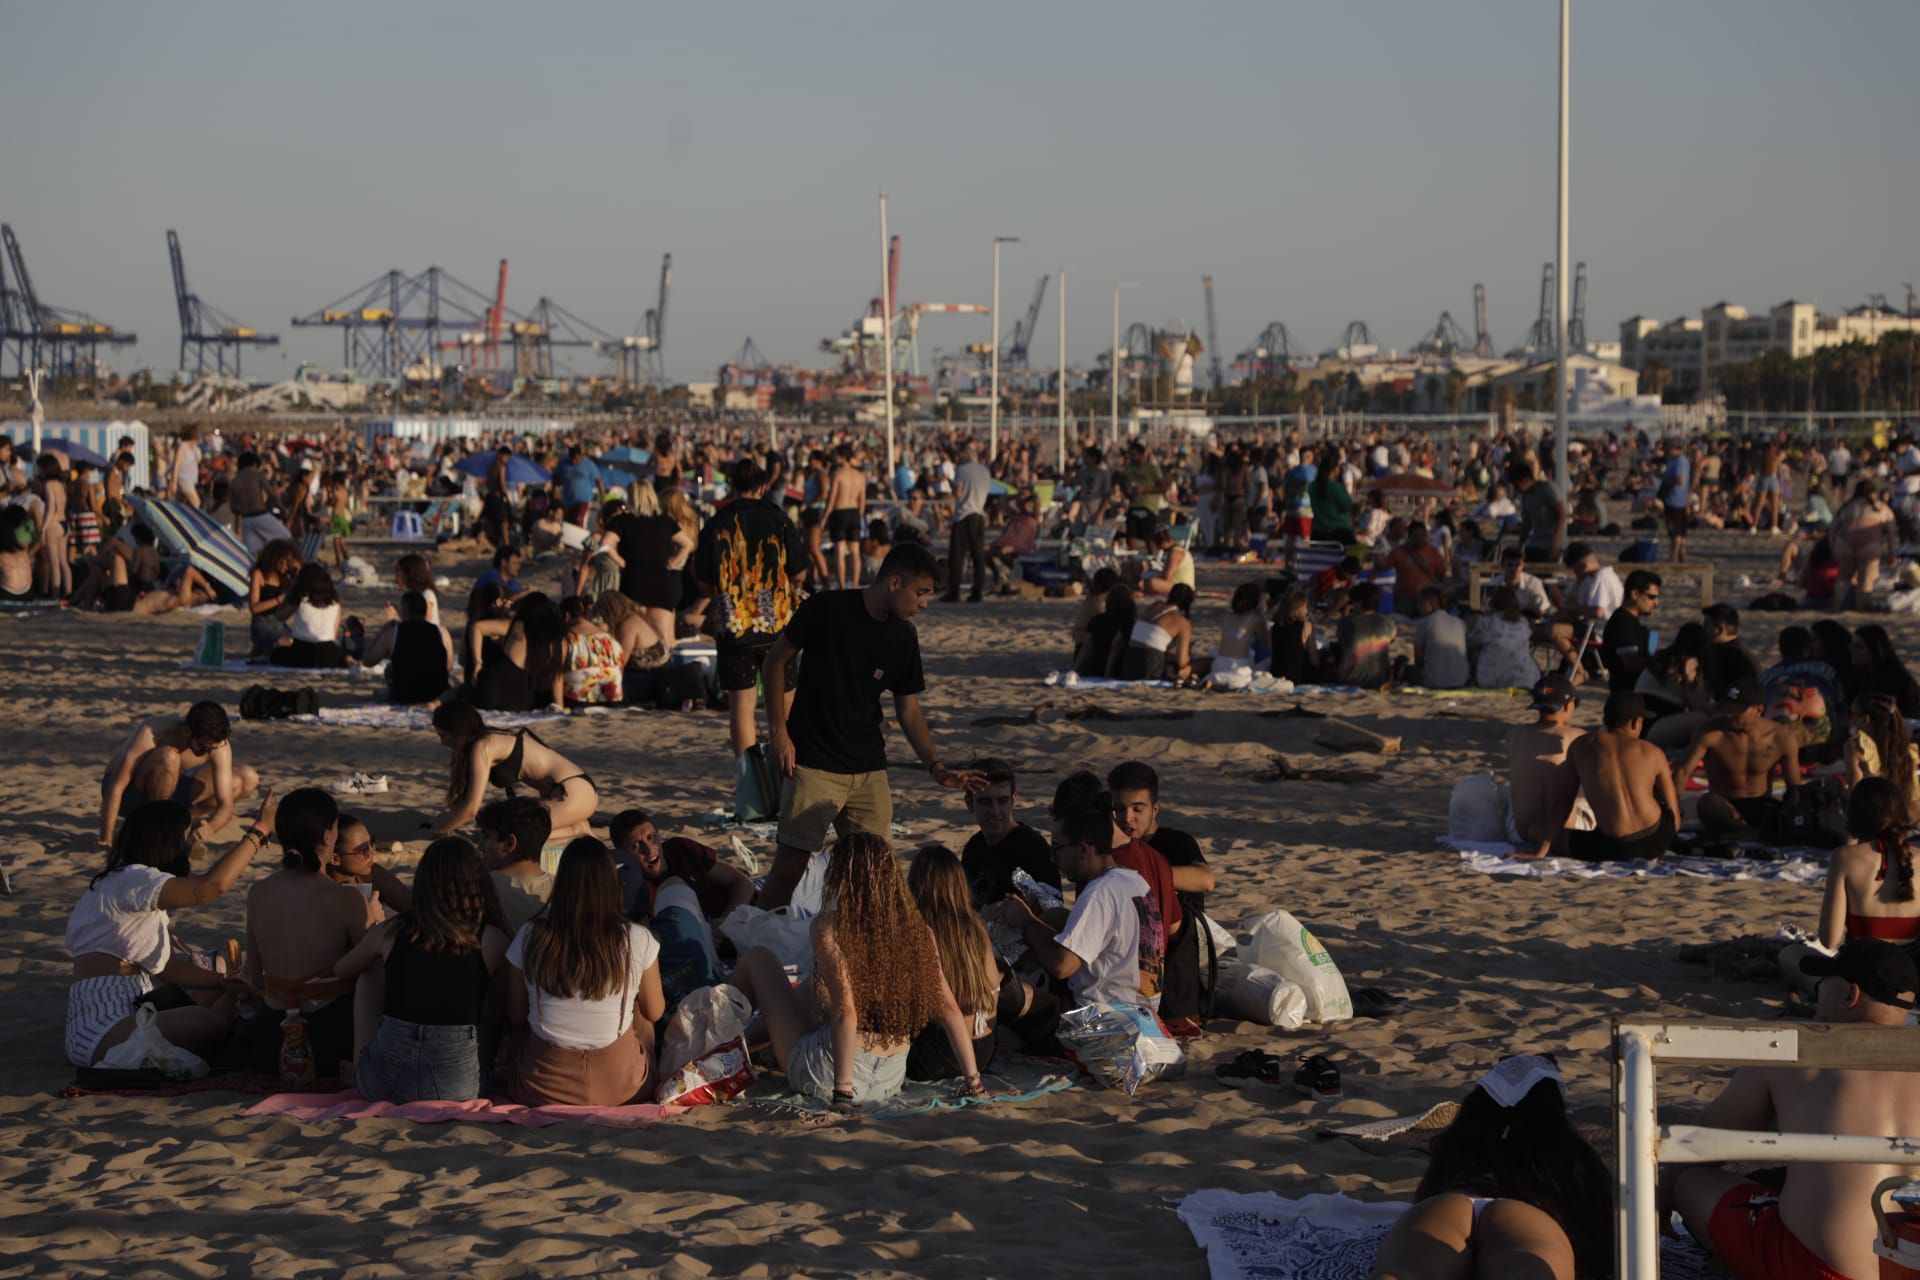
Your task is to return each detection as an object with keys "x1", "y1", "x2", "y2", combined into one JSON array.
[{"x1": 694, "y1": 497, "x2": 808, "y2": 648}]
